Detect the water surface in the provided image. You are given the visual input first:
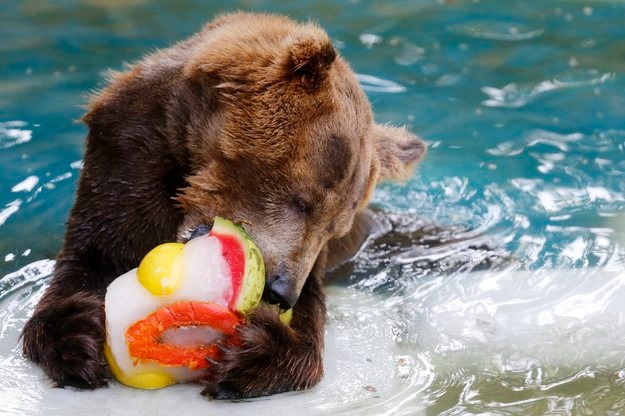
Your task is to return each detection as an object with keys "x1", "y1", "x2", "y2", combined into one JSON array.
[{"x1": 2, "y1": 0, "x2": 625, "y2": 414}]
